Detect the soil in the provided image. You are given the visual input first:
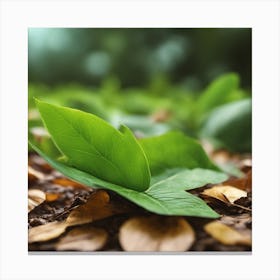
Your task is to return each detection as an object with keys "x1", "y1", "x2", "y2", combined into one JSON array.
[{"x1": 28, "y1": 153, "x2": 252, "y2": 252}]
